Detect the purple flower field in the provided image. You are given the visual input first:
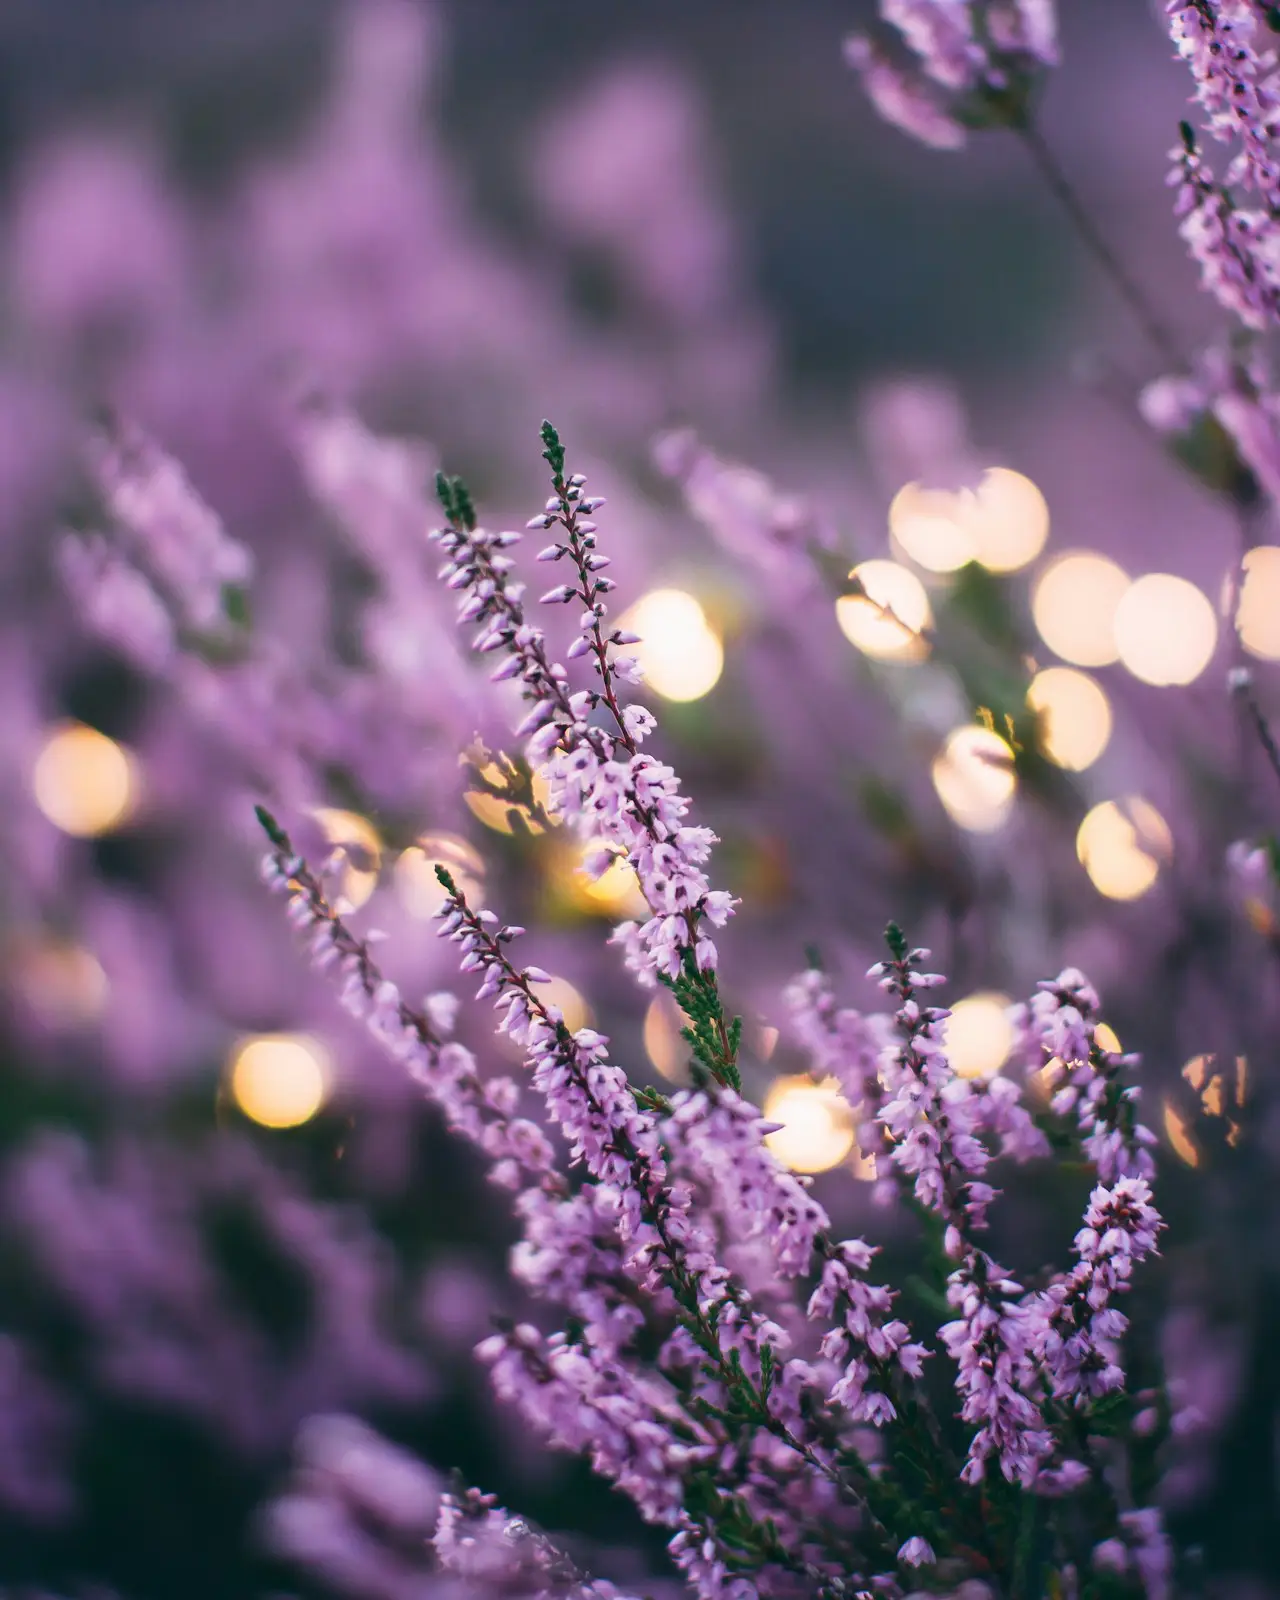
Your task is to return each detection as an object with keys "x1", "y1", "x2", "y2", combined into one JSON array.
[{"x1": 3, "y1": 3, "x2": 1280, "y2": 1595}]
